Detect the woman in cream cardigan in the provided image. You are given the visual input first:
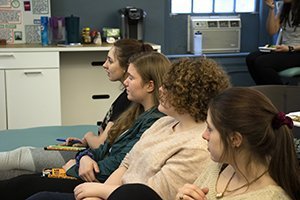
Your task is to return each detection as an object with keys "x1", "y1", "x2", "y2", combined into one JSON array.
[
  {"x1": 27, "y1": 57, "x2": 231, "y2": 200},
  {"x1": 101, "y1": 88, "x2": 299, "y2": 200}
]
